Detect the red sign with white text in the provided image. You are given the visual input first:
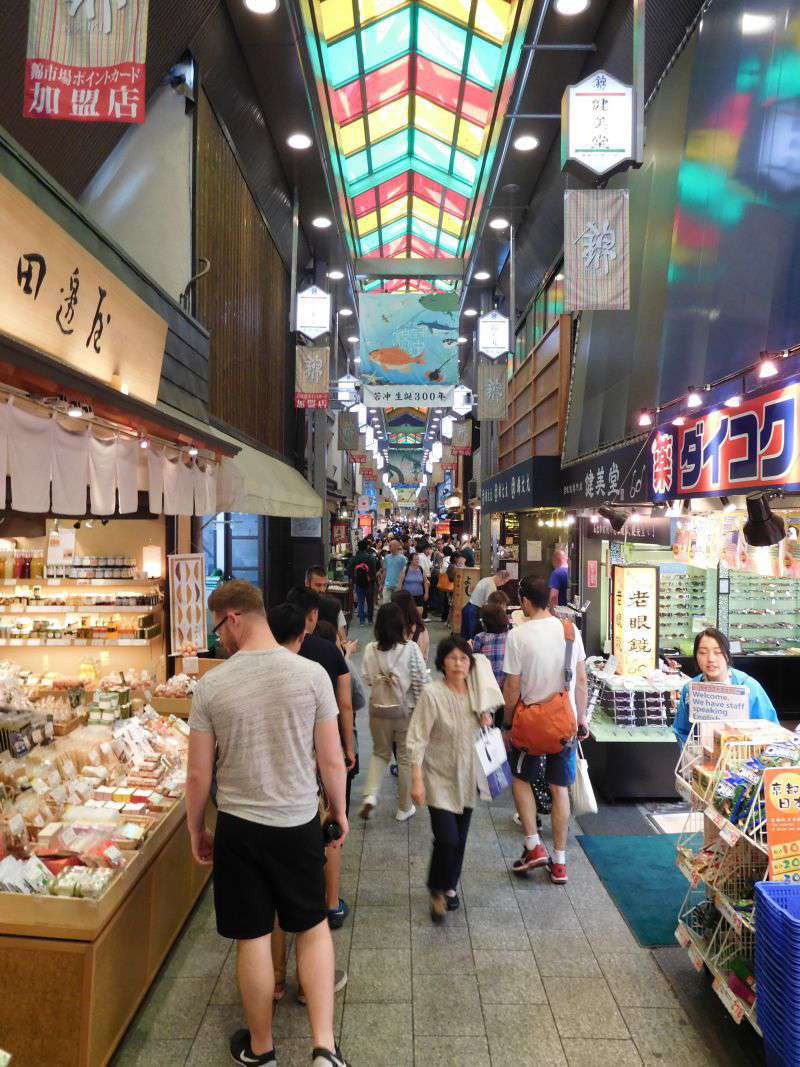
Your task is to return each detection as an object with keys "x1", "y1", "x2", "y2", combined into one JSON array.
[{"x1": 649, "y1": 380, "x2": 800, "y2": 500}]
